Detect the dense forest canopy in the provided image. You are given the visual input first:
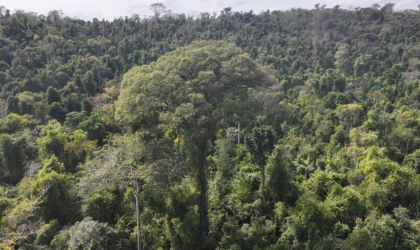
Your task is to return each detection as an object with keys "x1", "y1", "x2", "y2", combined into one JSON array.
[{"x1": 1, "y1": 2, "x2": 420, "y2": 249}]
